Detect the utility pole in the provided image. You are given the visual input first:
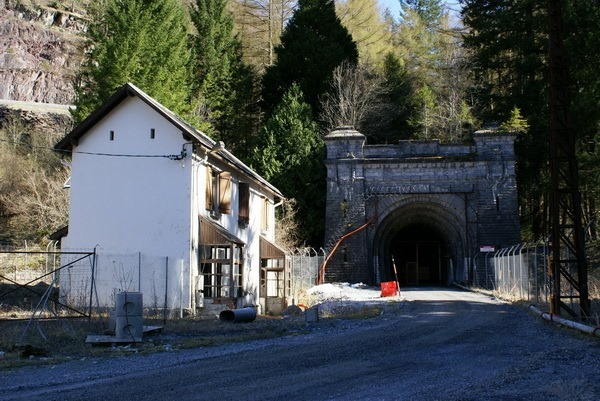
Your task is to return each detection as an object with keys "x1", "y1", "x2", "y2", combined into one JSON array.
[{"x1": 547, "y1": 0, "x2": 590, "y2": 317}]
